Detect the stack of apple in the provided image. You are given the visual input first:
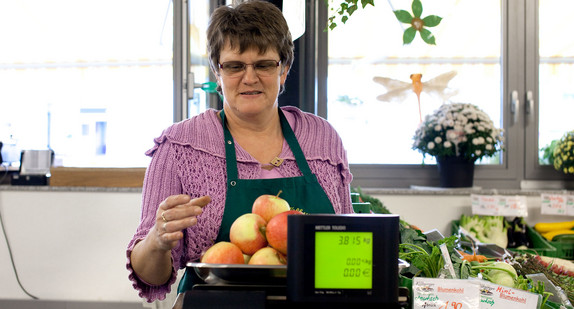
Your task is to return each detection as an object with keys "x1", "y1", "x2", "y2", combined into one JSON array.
[{"x1": 201, "y1": 192, "x2": 303, "y2": 265}]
